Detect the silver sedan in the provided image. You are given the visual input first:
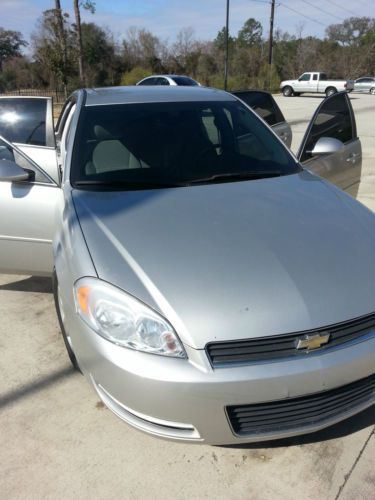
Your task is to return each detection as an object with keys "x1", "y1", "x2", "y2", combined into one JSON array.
[
  {"x1": 353, "y1": 77, "x2": 375, "y2": 94},
  {"x1": 0, "y1": 87, "x2": 374, "y2": 444}
]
